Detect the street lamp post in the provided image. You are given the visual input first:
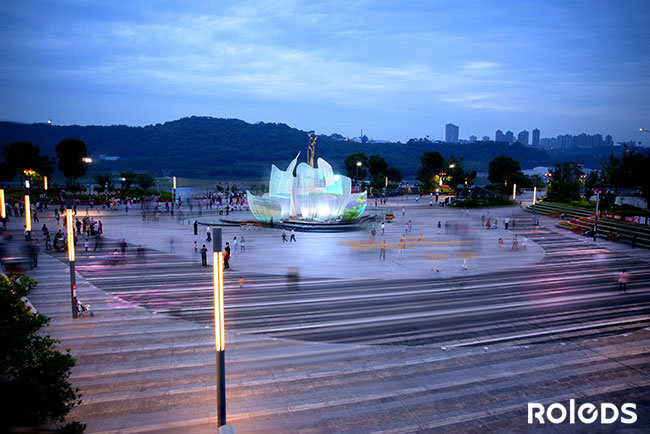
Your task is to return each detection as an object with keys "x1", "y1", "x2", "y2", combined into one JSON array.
[
  {"x1": 66, "y1": 209, "x2": 78, "y2": 319},
  {"x1": 594, "y1": 189, "x2": 601, "y2": 241},
  {"x1": 355, "y1": 161, "x2": 362, "y2": 189},
  {"x1": 211, "y1": 229, "x2": 232, "y2": 432}
]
